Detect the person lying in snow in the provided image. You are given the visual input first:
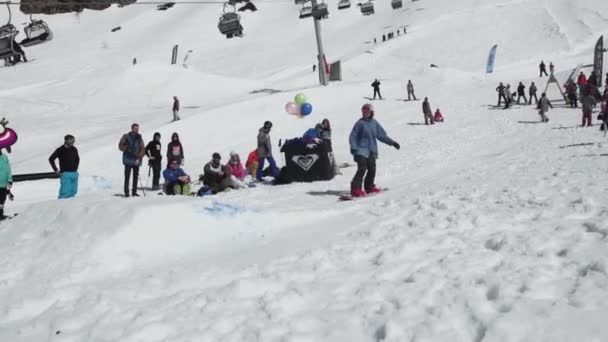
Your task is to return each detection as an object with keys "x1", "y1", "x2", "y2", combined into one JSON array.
[
  {"x1": 162, "y1": 159, "x2": 191, "y2": 195},
  {"x1": 203, "y1": 152, "x2": 232, "y2": 194},
  {"x1": 433, "y1": 109, "x2": 444, "y2": 122}
]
